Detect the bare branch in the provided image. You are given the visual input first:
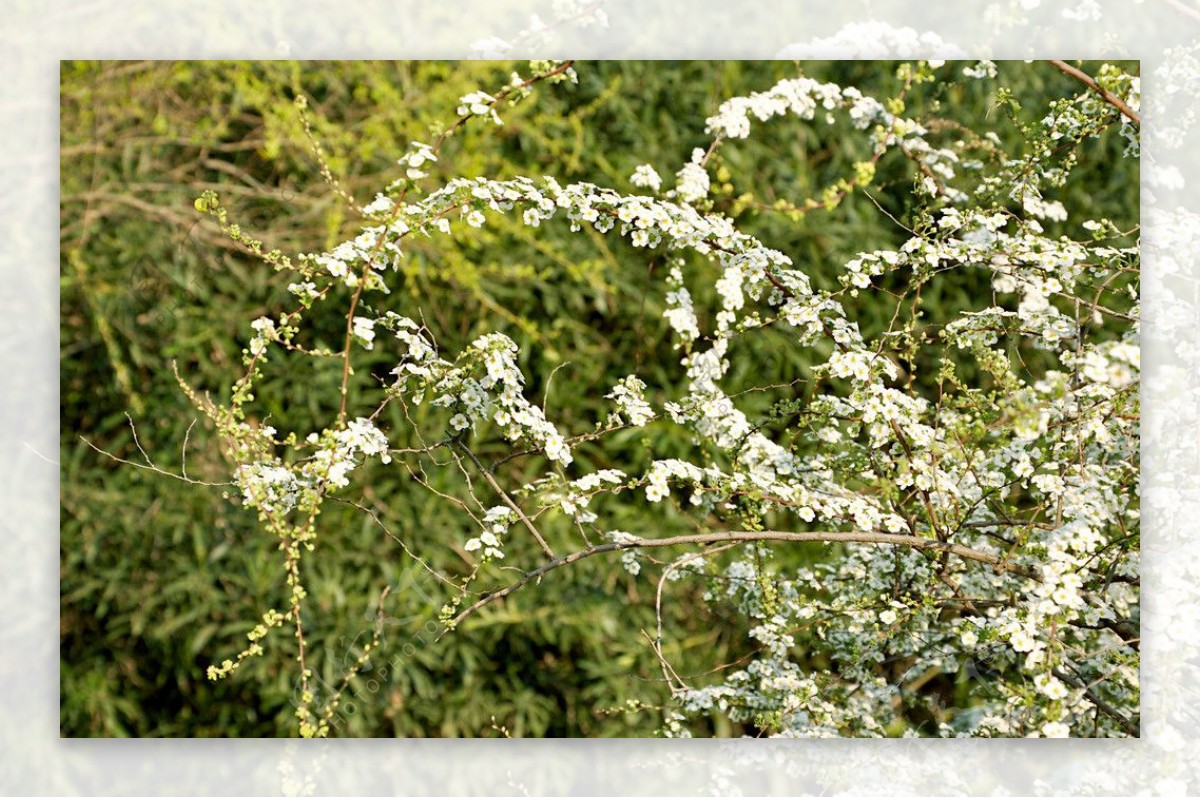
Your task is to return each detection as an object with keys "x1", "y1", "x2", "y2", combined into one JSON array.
[
  {"x1": 453, "y1": 440, "x2": 556, "y2": 558},
  {"x1": 81, "y1": 414, "x2": 231, "y2": 488}
]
